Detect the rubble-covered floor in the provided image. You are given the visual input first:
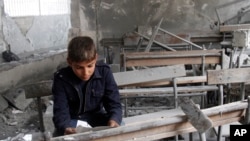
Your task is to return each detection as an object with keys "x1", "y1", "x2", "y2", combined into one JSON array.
[
  {"x1": 0, "y1": 101, "x2": 41, "y2": 140},
  {"x1": 0, "y1": 96, "x2": 52, "y2": 140}
]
